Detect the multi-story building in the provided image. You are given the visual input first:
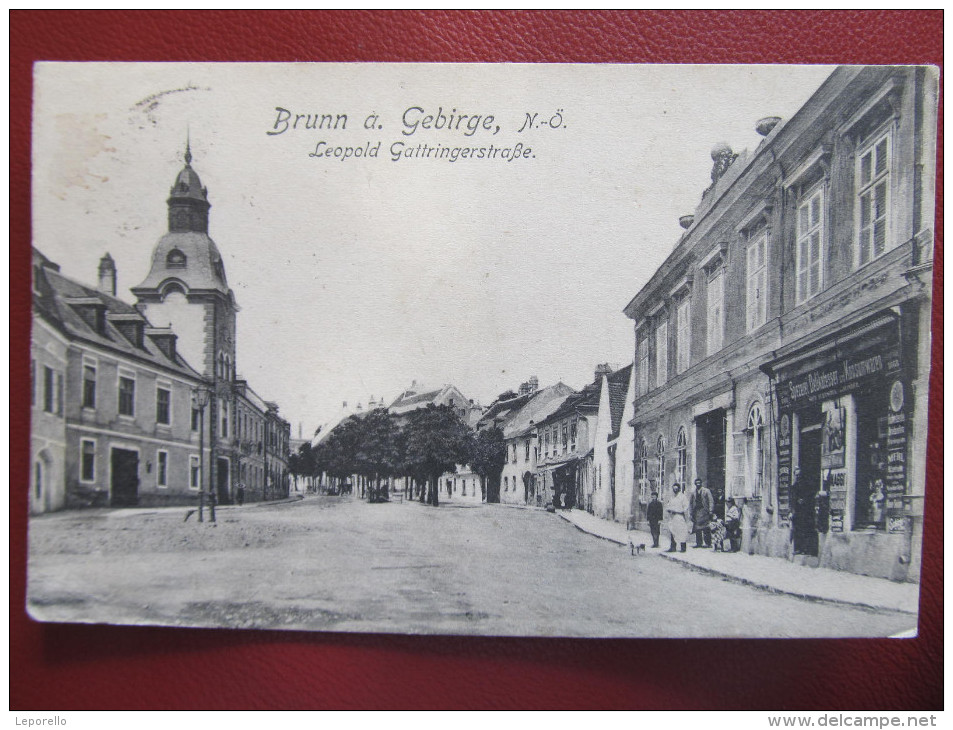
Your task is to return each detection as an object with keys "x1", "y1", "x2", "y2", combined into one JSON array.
[
  {"x1": 131, "y1": 142, "x2": 290, "y2": 505},
  {"x1": 32, "y1": 248, "x2": 204, "y2": 508},
  {"x1": 29, "y1": 142, "x2": 292, "y2": 510},
  {"x1": 497, "y1": 381, "x2": 575, "y2": 506},
  {"x1": 533, "y1": 367, "x2": 612, "y2": 509},
  {"x1": 623, "y1": 66, "x2": 936, "y2": 581},
  {"x1": 589, "y1": 364, "x2": 634, "y2": 523}
]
